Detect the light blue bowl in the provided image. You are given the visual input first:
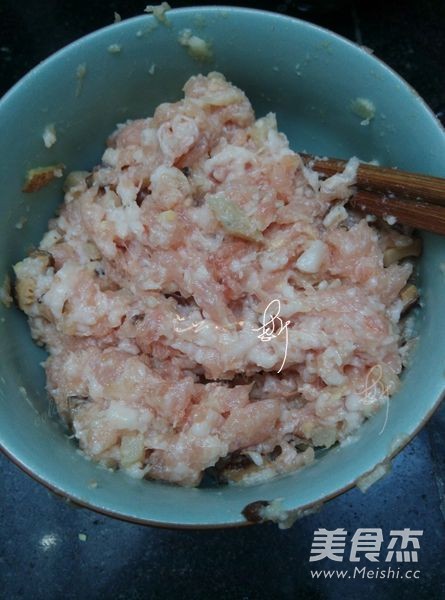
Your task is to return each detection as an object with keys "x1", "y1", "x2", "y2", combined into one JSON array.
[{"x1": 1, "y1": 7, "x2": 444, "y2": 528}]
